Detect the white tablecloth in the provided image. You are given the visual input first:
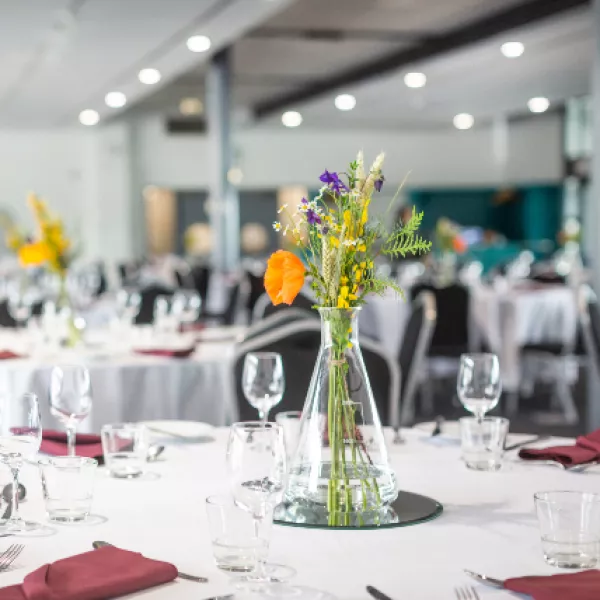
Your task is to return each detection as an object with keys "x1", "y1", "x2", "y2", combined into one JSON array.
[
  {"x1": 3, "y1": 428, "x2": 598, "y2": 599},
  {"x1": 0, "y1": 338, "x2": 239, "y2": 432},
  {"x1": 471, "y1": 283, "x2": 578, "y2": 392}
]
